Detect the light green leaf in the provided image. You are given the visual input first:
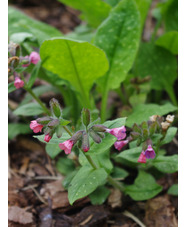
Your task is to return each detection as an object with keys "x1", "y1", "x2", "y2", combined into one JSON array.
[
  {"x1": 27, "y1": 61, "x2": 42, "y2": 88},
  {"x1": 156, "y1": 31, "x2": 178, "y2": 55},
  {"x1": 133, "y1": 42, "x2": 177, "y2": 99},
  {"x1": 62, "y1": 170, "x2": 78, "y2": 189},
  {"x1": 14, "y1": 103, "x2": 44, "y2": 116},
  {"x1": 45, "y1": 143, "x2": 62, "y2": 159},
  {"x1": 9, "y1": 32, "x2": 36, "y2": 44},
  {"x1": 126, "y1": 103, "x2": 177, "y2": 127},
  {"x1": 8, "y1": 82, "x2": 16, "y2": 93},
  {"x1": 58, "y1": 0, "x2": 111, "y2": 27},
  {"x1": 160, "y1": 127, "x2": 177, "y2": 146},
  {"x1": 89, "y1": 186, "x2": 110, "y2": 205},
  {"x1": 104, "y1": 0, "x2": 121, "y2": 7},
  {"x1": 94, "y1": 0, "x2": 141, "y2": 91},
  {"x1": 8, "y1": 123, "x2": 31, "y2": 140},
  {"x1": 111, "y1": 167, "x2": 129, "y2": 180},
  {"x1": 129, "y1": 93, "x2": 147, "y2": 107},
  {"x1": 125, "y1": 170, "x2": 162, "y2": 200},
  {"x1": 56, "y1": 157, "x2": 75, "y2": 175},
  {"x1": 168, "y1": 184, "x2": 178, "y2": 196},
  {"x1": 8, "y1": 7, "x2": 62, "y2": 44},
  {"x1": 68, "y1": 166, "x2": 108, "y2": 204},
  {"x1": 117, "y1": 147, "x2": 142, "y2": 163},
  {"x1": 152, "y1": 155, "x2": 178, "y2": 173},
  {"x1": 34, "y1": 133, "x2": 70, "y2": 144},
  {"x1": 40, "y1": 38, "x2": 109, "y2": 107}
]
